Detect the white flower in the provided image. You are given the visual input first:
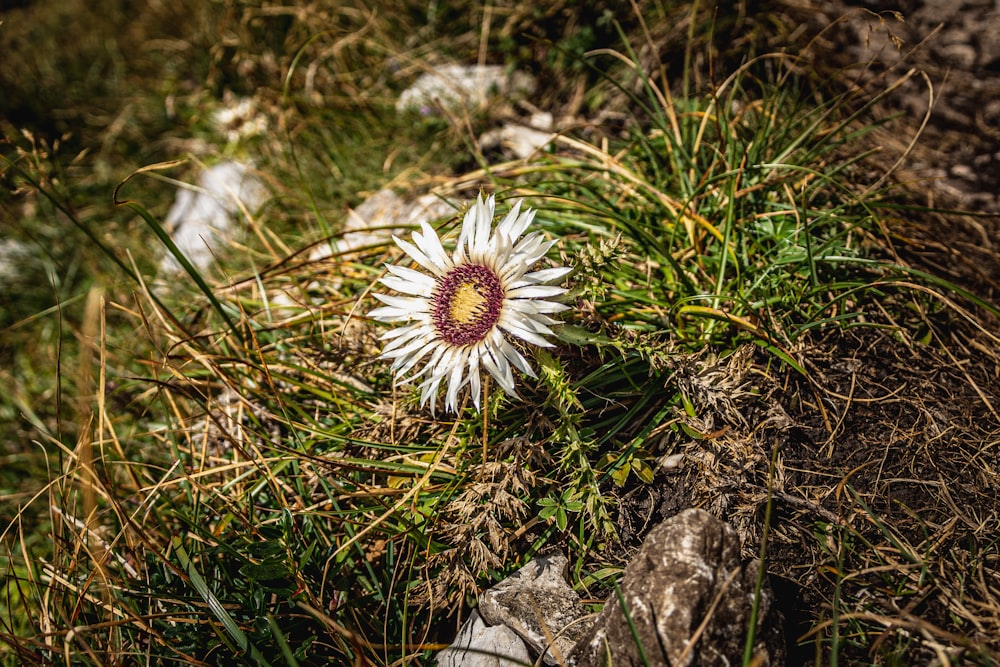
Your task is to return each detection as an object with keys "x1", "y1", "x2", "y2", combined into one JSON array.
[
  {"x1": 369, "y1": 194, "x2": 571, "y2": 414},
  {"x1": 211, "y1": 96, "x2": 268, "y2": 143}
]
